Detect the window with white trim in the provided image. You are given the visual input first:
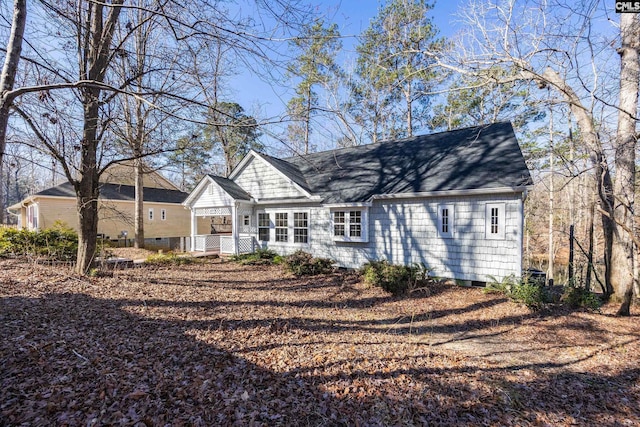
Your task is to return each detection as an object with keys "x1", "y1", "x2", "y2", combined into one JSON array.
[
  {"x1": 148, "y1": 208, "x2": 154, "y2": 221},
  {"x1": 161, "y1": 209, "x2": 167, "y2": 221},
  {"x1": 331, "y1": 208, "x2": 368, "y2": 242},
  {"x1": 258, "y1": 213, "x2": 270, "y2": 241},
  {"x1": 243, "y1": 215, "x2": 250, "y2": 226},
  {"x1": 485, "y1": 203, "x2": 506, "y2": 239},
  {"x1": 333, "y1": 211, "x2": 345, "y2": 236},
  {"x1": 349, "y1": 211, "x2": 362, "y2": 237},
  {"x1": 438, "y1": 204, "x2": 454, "y2": 238},
  {"x1": 293, "y1": 212, "x2": 308, "y2": 243},
  {"x1": 275, "y1": 212, "x2": 288, "y2": 242},
  {"x1": 27, "y1": 204, "x2": 38, "y2": 230}
]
